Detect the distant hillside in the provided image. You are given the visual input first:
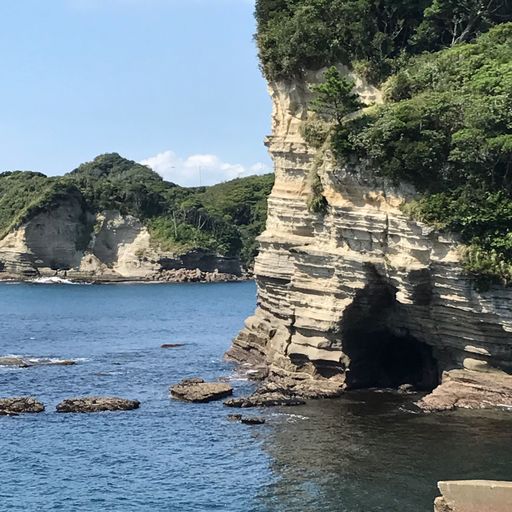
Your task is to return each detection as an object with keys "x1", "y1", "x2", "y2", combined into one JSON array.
[{"x1": 0, "y1": 154, "x2": 274, "y2": 279}]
